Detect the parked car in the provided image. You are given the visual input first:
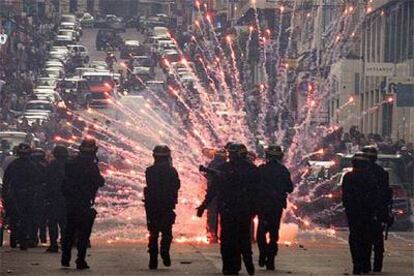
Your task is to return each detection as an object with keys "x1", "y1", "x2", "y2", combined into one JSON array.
[
  {"x1": 96, "y1": 29, "x2": 122, "y2": 51},
  {"x1": 24, "y1": 100, "x2": 56, "y2": 114},
  {"x1": 80, "y1": 12, "x2": 94, "y2": 28},
  {"x1": 35, "y1": 77, "x2": 58, "y2": 89},
  {"x1": 67, "y1": 44, "x2": 90, "y2": 63},
  {"x1": 60, "y1": 78, "x2": 91, "y2": 108},
  {"x1": 0, "y1": 131, "x2": 39, "y2": 149},
  {"x1": 60, "y1": 22, "x2": 81, "y2": 40},
  {"x1": 120, "y1": 40, "x2": 145, "y2": 59},
  {"x1": 105, "y1": 16, "x2": 126, "y2": 32}
]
